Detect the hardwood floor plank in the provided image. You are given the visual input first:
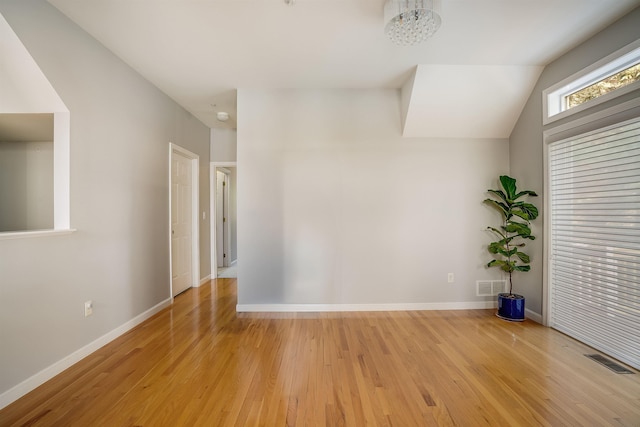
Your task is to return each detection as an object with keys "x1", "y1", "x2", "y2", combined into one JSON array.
[{"x1": 2, "y1": 279, "x2": 640, "y2": 426}]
